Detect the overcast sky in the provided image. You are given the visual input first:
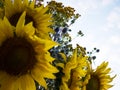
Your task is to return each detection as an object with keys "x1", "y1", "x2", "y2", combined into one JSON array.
[{"x1": 44, "y1": 0, "x2": 120, "y2": 89}]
